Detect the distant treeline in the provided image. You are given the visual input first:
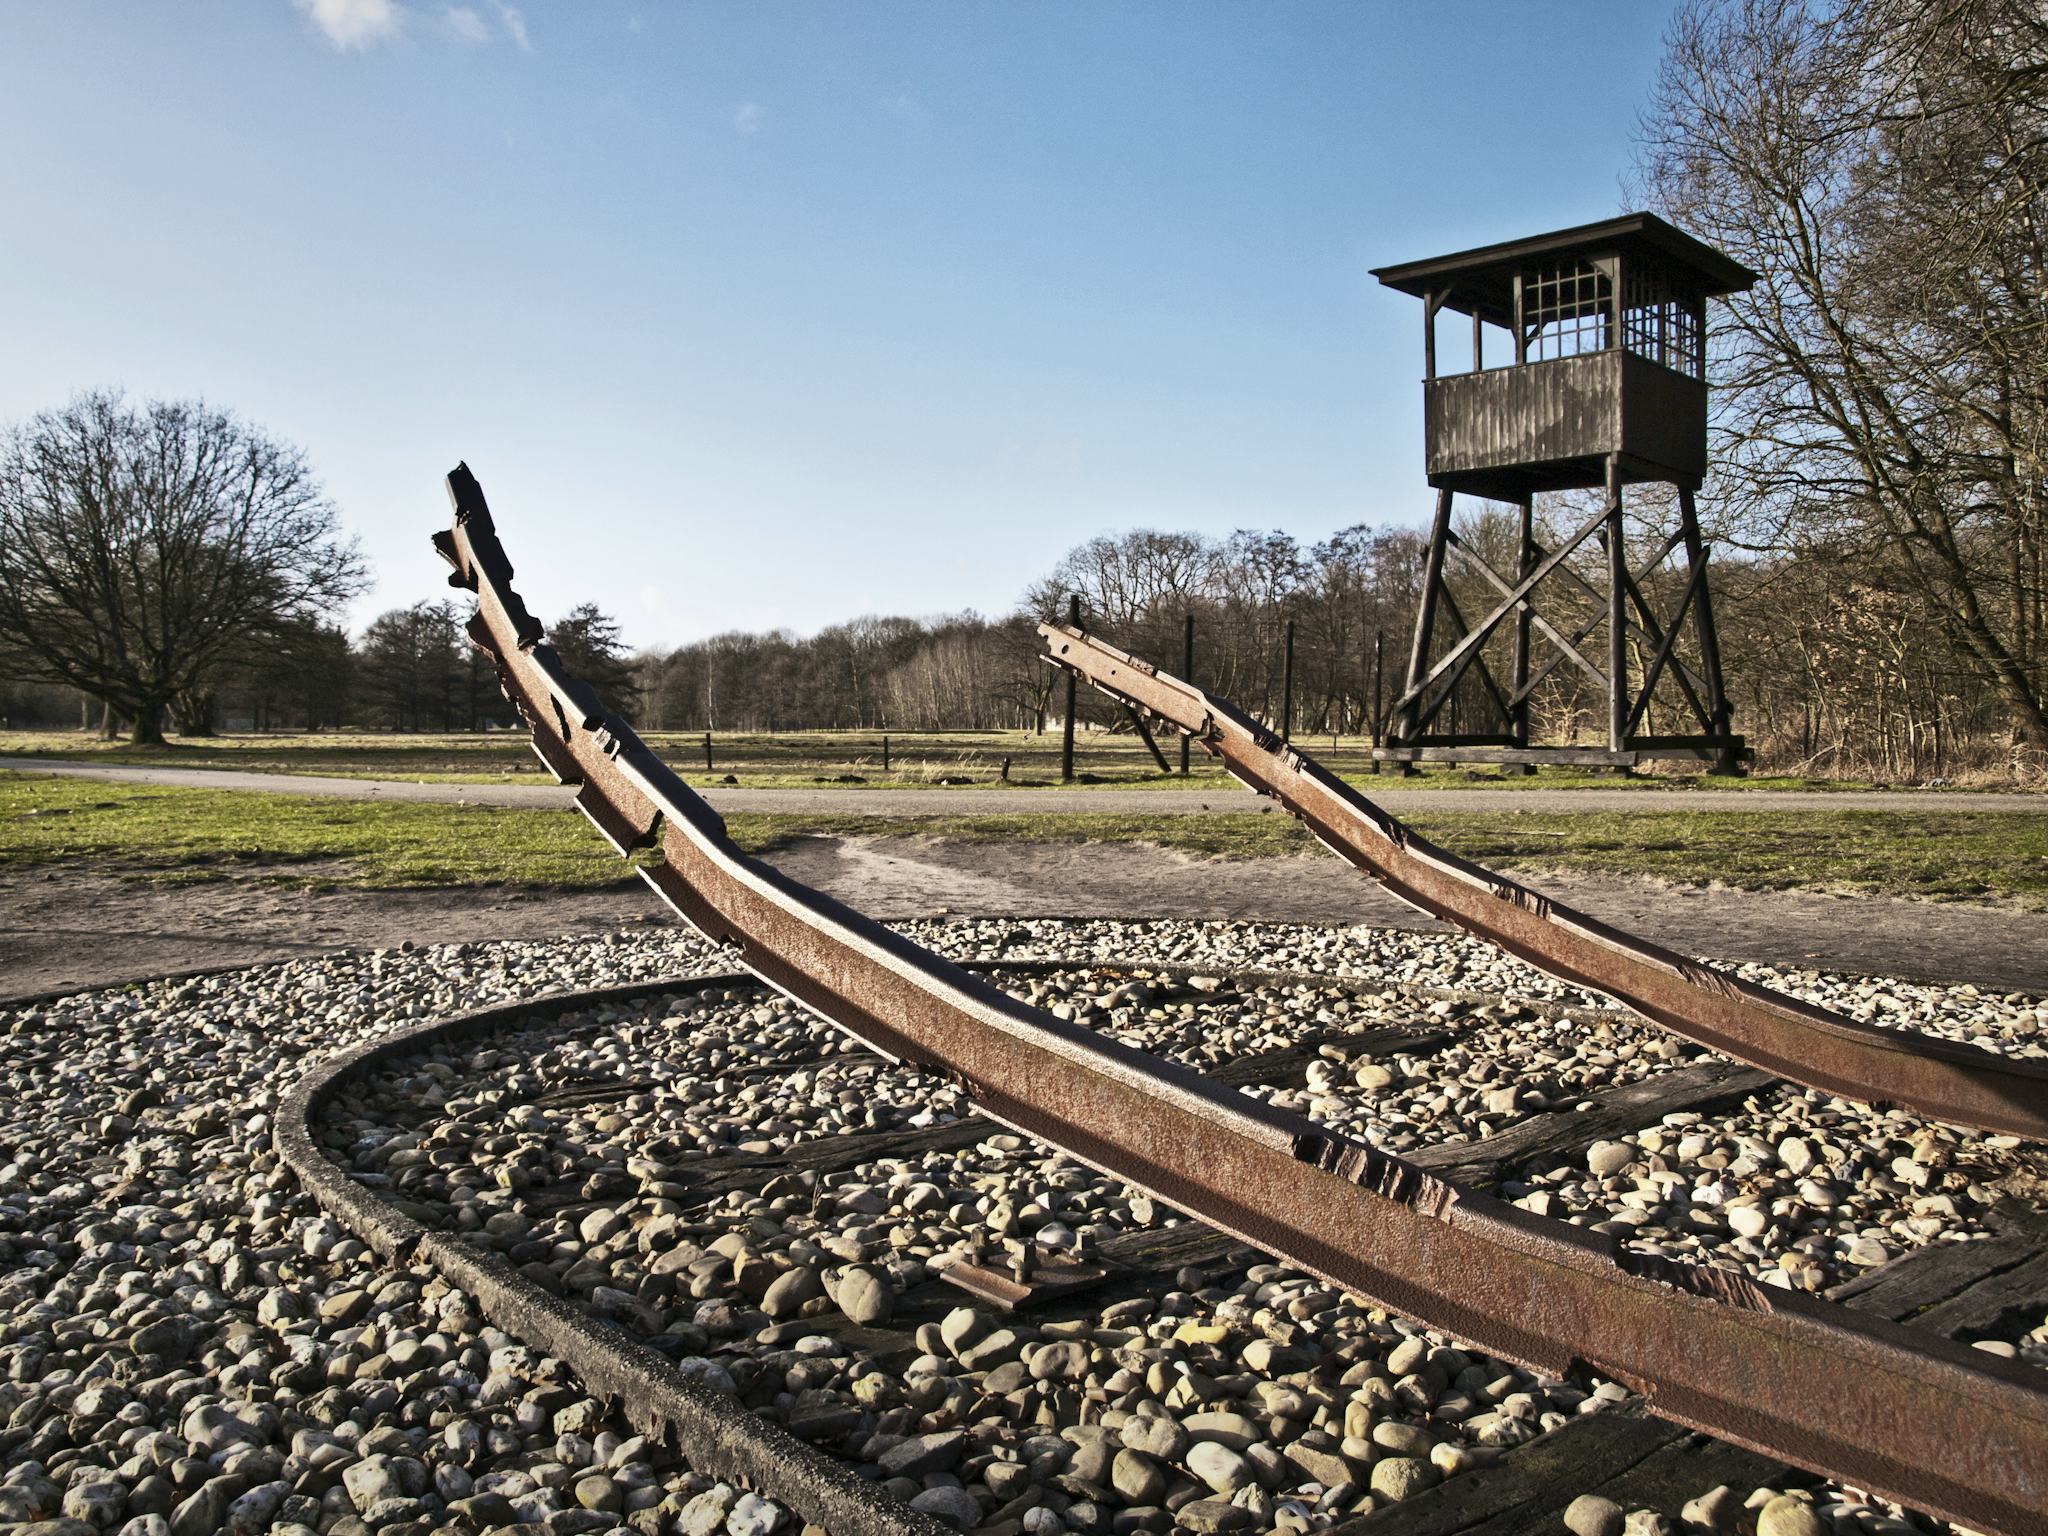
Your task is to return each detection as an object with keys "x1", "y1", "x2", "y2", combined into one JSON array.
[
  {"x1": 635, "y1": 505, "x2": 2048, "y2": 779},
  {"x1": 0, "y1": 601, "x2": 631, "y2": 737},
  {"x1": 635, "y1": 526, "x2": 1427, "y2": 737},
  {"x1": 7, "y1": 507, "x2": 2032, "y2": 780}
]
